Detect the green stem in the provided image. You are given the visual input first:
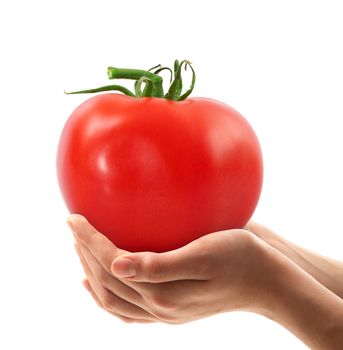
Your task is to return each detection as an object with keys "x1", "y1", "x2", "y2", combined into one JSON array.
[
  {"x1": 107, "y1": 67, "x2": 164, "y2": 97},
  {"x1": 65, "y1": 60, "x2": 196, "y2": 100},
  {"x1": 135, "y1": 77, "x2": 154, "y2": 97}
]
